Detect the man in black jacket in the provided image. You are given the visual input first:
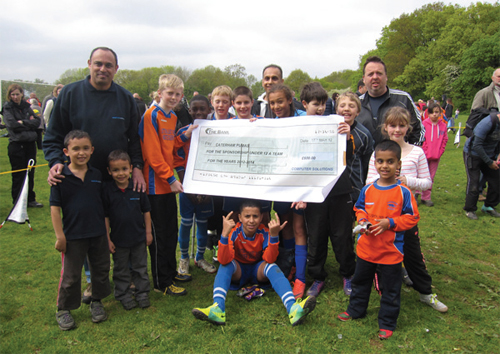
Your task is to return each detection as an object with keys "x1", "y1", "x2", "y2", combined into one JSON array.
[{"x1": 356, "y1": 56, "x2": 424, "y2": 145}]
